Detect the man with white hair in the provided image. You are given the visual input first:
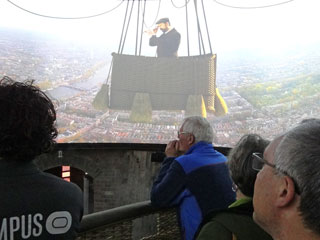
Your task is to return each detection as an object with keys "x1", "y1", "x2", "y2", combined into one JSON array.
[
  {"x1": 151, "y1": 116, "x2": 235, "y2": 240},
  {"x1": 253, "y1": 119, "x2": 320, "y2": 240}
]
